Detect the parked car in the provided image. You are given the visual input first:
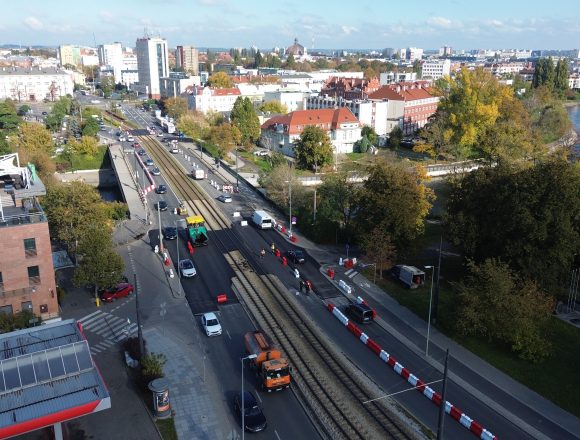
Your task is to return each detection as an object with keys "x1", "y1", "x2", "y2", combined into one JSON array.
[
  {"x1": 253, "y1": 149, "x2": 269, "y2": 157},
  {"x1": 151, "y1": 167, "x2": 161, "y2": 176},
  {"x1": 41, "y1": 111, "x2": 48, "y2": 116},
  {"x1": 287, "y1": 249, "x2": 306, "y2": 264},
  {"x1": 163, "y1": 226, "x2": 177, "y2": 240},
  {"x1": 100, "y1": 283, "x2": 134, "y2": 302},
  {"x1": 217, "y1": 194, "x2": 232, "y2": 203},
  {"x1": 179, "y1": 259, "x2": 197, "y2": 277},
  {"x1": 157, "y1": 200, "x2": 168, "y2": 211},
  {"x1": 156, "y1": 184, "x2": 167, "y2": 194},
  {"x1": 201, "y1": 312, "x2": 222, "y2": 336},
  {"x1": 127, "y1": 135, "x2": 135, "y2": 142},
  {"x1": 234, "y1": 391, "x2": 267, "y2": 432},
  {"x1": 145, "y1": 158, "x2": 154, "y2": 166},
  {"x1": 137, "y1": 149, "x2": 146, "y2": 156}
]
